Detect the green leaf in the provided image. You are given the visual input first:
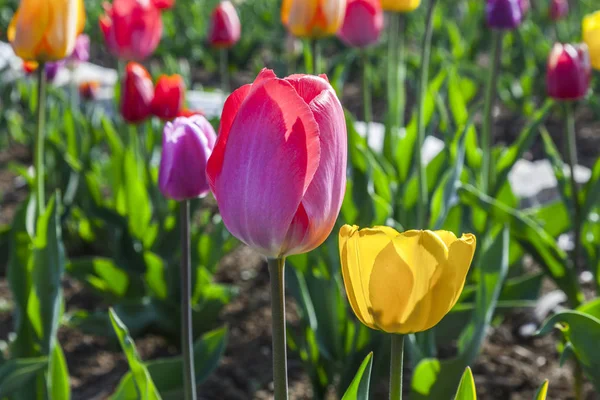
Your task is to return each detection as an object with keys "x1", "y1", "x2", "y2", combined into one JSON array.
[
  {"x1": 341, "y1": 352, "x2": 373, "y2": 400},
  {"x1": 581, "y1": 157, "x2": 600, "y2": 220},
  {"x1": 454, "y1": 367, "x2": 476, "y2": 400},
  {"x1": 538, "y1": 311, "x2": 600, "y2": 392},
  {"x1": 0, "y1": 357, "x2": 48, "y2": 398},
  {"x1": 576, "y1": 298, "x2": 600, "y2": 319},
  {"x1": 122, "y1": 148, "x2": 153, "y2": 240},
  {"x1": 533, "y1": 380, "x2": 549, "y2": 400},
  {"x1": 540, "y1": 129, "x2": 571, "y2": 210},
  {"x1": 144, "y1": 252, "x2": 167, "y2": 300},
  {"x1": 67, "y1": 258, "x2": 129, "y2": 299},
  {"x1": 109, "y1": 308, "x2": 162, "y2": 400},
  {"x1": 48, "y1": 345, "x2": 70, "y2": 400},
  {"x1": 112, "y1": 327, "x2": 228, "y2": 400}
]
